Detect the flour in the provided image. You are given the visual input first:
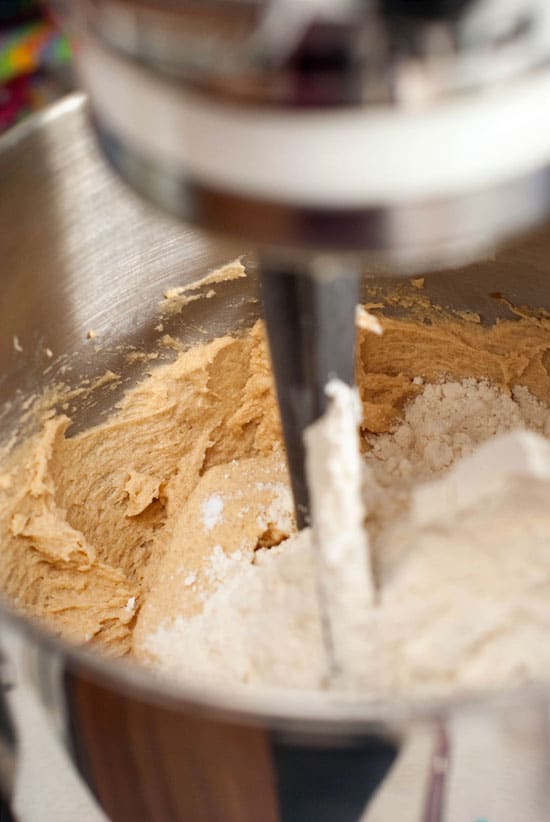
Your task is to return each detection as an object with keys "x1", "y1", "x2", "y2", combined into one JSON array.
[
  {"x1": 201, "y1": 494, "x2": 224, "y2": 531},
  {"x1": 305, "y1": 380, "x2": 374, "y2": 683},
  {"x1": 355, "y1": 306, "x2": 383, "y2": 336},
  {"x1": 204, "y1": 545, "x2": 246, "y2": 585},
  {"x1": 144, "y1": 532, "x2": 326, "y2": 686},
  {"x1": 143, "y1": 377, "x2": 550, "y2": 697},
  {"x1": 367, "y1": 379, "x2": 549, "y2": 485},
  {"x1": 255, "y1": 482, "x2": 294, "y2": 535}
]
